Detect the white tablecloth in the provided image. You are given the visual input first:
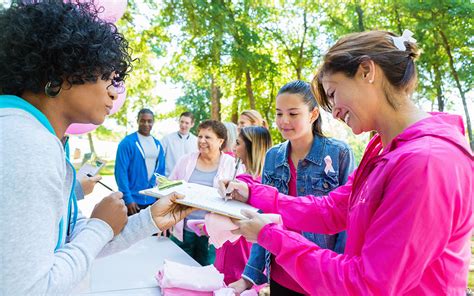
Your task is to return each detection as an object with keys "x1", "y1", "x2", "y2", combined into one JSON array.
[{"x1": 75, "y1": 237, "x2": 200, "y2": 295}]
